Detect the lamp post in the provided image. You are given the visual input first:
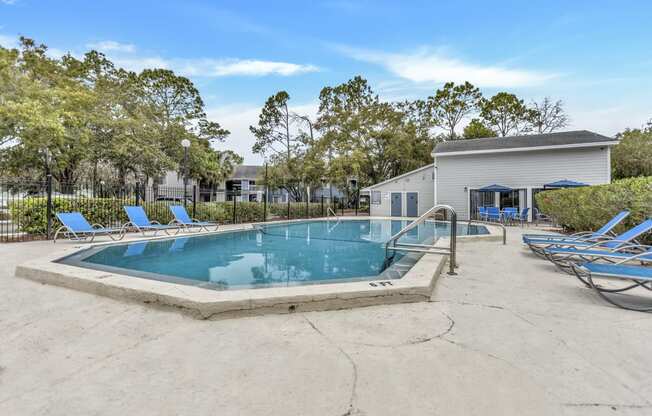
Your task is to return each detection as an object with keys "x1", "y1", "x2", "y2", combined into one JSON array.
[
  {"x1": 181, "y1": 139, "x2": 191, "y2": 207},
  {"x1": 43, "y1": 148, "x2": 53, "y2": 239}
]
